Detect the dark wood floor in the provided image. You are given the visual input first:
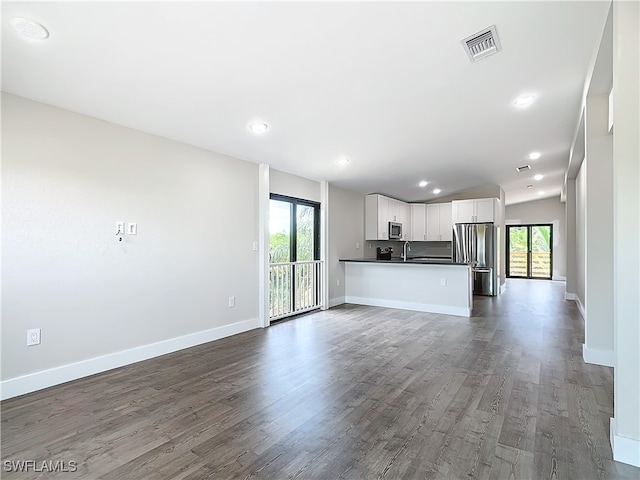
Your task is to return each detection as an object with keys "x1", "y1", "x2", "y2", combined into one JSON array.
[{"x1": 2, "y1": 280, "x2": 639, "y2": 479}]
